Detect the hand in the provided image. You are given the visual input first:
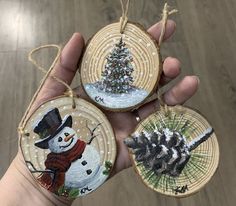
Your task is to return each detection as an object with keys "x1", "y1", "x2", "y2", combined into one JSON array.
[
  {"x1": 0, "y1": 20, "x2": 199, "y2": 206},
  {"x1": 76, "y1": 20, "x2": 199, "y2": 175}
]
